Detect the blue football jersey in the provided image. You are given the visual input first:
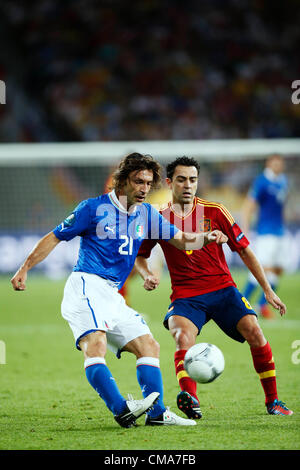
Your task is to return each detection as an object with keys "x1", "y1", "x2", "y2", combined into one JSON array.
[
  {"x1": 53, "y1": 190, "x2": 178, "y2": 288},
  {"x1": 249, "y1": 169, "x2": 288, "y2": 236}
]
